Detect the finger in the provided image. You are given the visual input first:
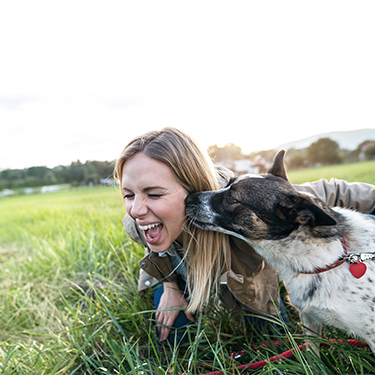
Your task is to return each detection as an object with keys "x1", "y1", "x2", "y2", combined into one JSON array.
[
  {"x1": 159, "y1": 326, "x2": 171, "y2": 342},
  {"x1": 155, "y1": 312, "x2": 164, "y2": 334},
  {"x1": 155, "y1": 313, "x2": 171, "y2": 337},
  {"x1": 155, "y1": 310, "x2": 169, "y2": 324},
  {"x1": 155, "y1": 311, "x2": 161, "y2": 322}
]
